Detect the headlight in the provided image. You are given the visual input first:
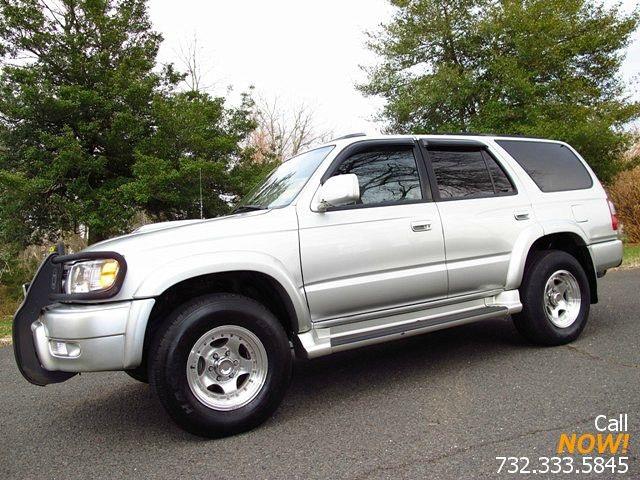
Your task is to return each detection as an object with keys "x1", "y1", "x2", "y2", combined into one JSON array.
[{"x1": 65, "y1": 258, "x2": 121, "y2": 294}]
